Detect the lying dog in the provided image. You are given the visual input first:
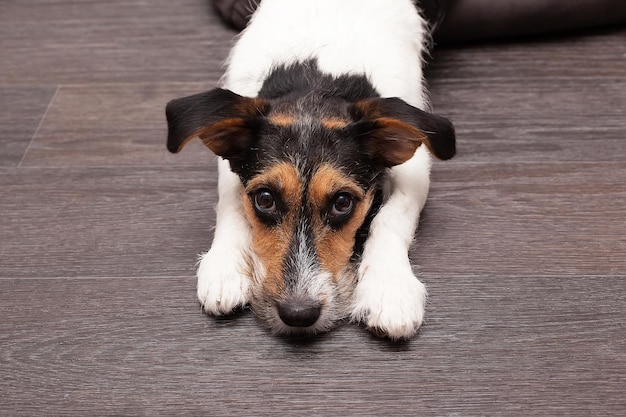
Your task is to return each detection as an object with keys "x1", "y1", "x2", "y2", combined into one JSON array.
[{"x1": 166, "y1": 0, "x2": 456, "y2": 340}]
